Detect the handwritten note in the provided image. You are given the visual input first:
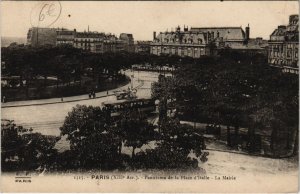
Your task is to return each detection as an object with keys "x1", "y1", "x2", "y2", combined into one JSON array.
[{"x1": 30, "y1": 1, "x2": 62, "y2": 28}]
